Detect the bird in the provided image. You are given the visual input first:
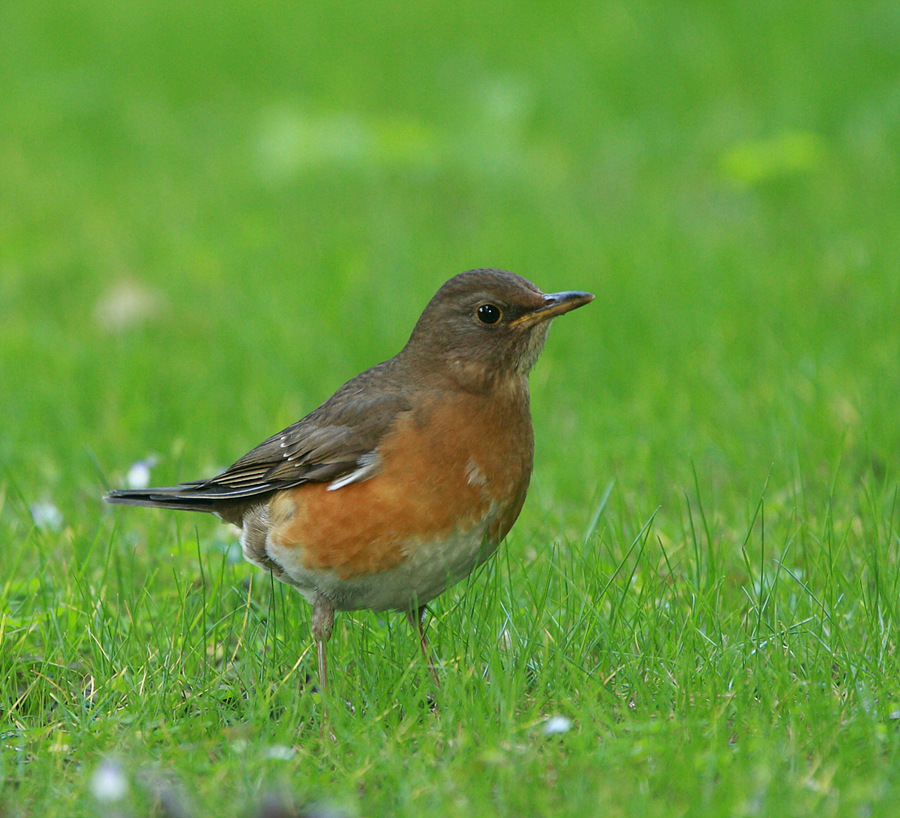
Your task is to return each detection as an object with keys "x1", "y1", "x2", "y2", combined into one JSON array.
[{"x1": 106, "y1": 268, "x2": 593, "y2": 690}]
